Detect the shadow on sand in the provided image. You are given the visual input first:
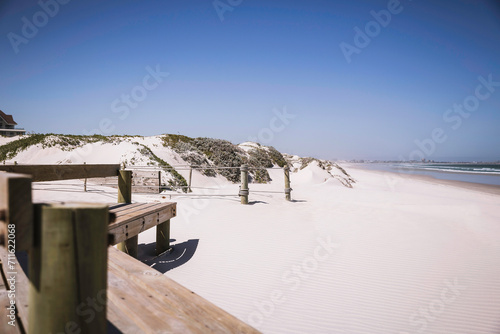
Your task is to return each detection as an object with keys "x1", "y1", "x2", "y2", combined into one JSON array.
[
  {"x1": 248, "y1": 200, "x2": 268, "y2": 205},
  {"x1": 138, "y1": 239, "x2": 199, "y2": 274}
]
